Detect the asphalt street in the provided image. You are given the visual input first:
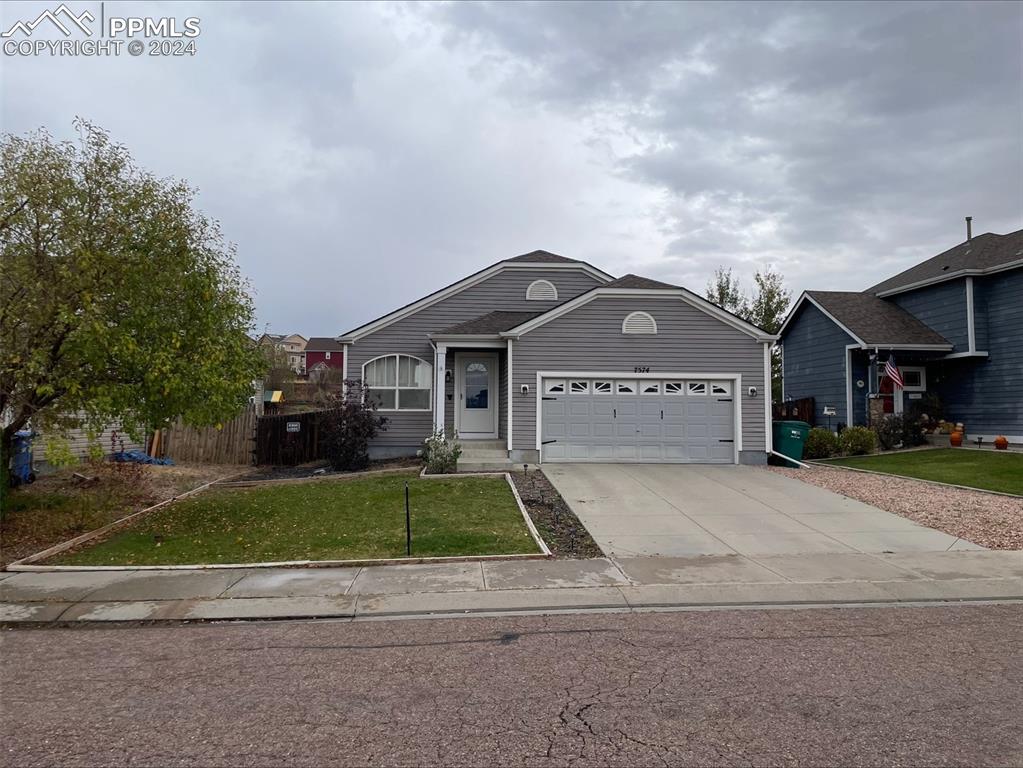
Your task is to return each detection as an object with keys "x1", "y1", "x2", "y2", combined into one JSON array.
[{"x1": 2, "y1": 605, "x2": 1021, "y2": 767}]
